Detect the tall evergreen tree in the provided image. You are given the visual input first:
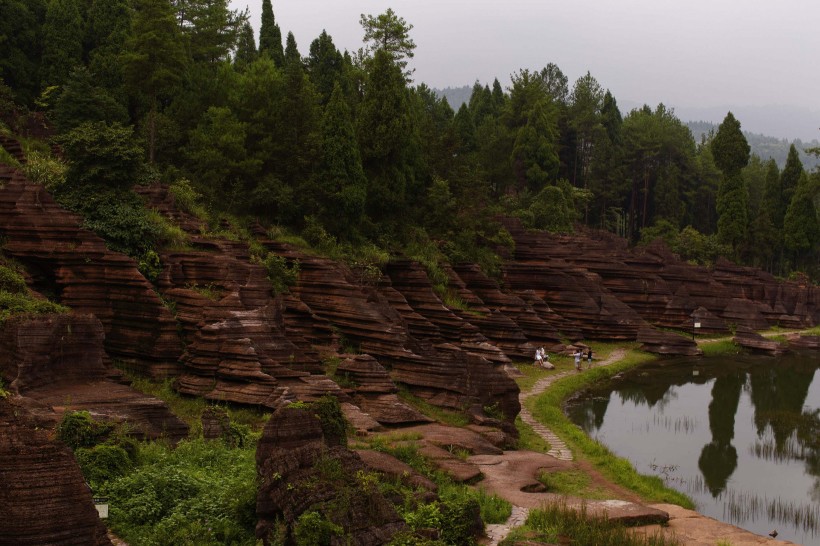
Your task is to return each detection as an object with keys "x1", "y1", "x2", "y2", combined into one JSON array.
[
  {"x1": 569, "y1": 72, "x2": 604, "y2": 191},
  {"x1": 360, "y1": 8, "x2": 415, "y2": 77},
  {"x1": 779, "y1": 144, "x2": 804, "y2": 226},
  {"x1": 711, "y1": 112, "x2": 751, "y2": 254},
  {"x1": 233, "y1": 20, "x2": 257, "y2": 69},
  {"x1": 85, "y1": 0, "x2": 131, "y2": 97},
  {"x1": 184, "y1": 0, "x2": 242, "y2": 64},
  {"x1": 0, "y1": 0, "x2": 46, "y2": 104},
  {"x1": 316, "y1": 82, "x2": 368, "y2": 238},
  {"x1": 258, "y1": 0, "x2": 283, "y2": 67},
  {"x1": 41, "y1": 0, "x2": 85, "y2": 88},
  {"x1": 307, "y1": 30, "x2": 344, "y2": 105},
  {"x1": 122, "y1": 0, "x2": 187, "y2": 163},
  {"x1": 284, "y1": 31, "x2": 300, "y2": 67},
  {"x1": 783, "y1": 171, "x2": 819, "y2": 272}
]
